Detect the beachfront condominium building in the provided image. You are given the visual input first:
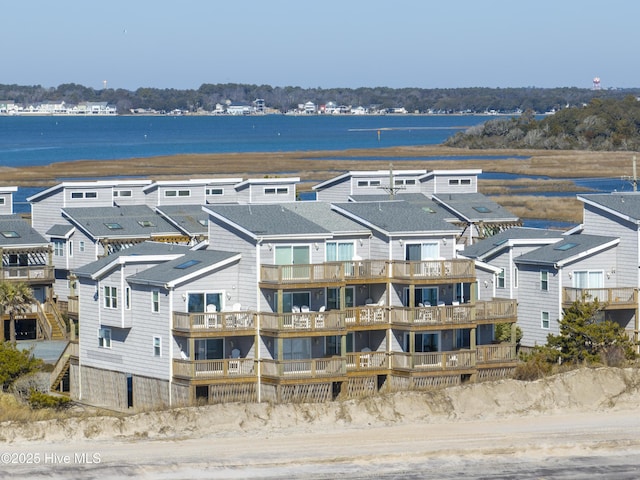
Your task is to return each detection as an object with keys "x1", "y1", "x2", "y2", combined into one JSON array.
[{"x1": 61, "y1": 197, "x2": 518, "y2": 411}]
